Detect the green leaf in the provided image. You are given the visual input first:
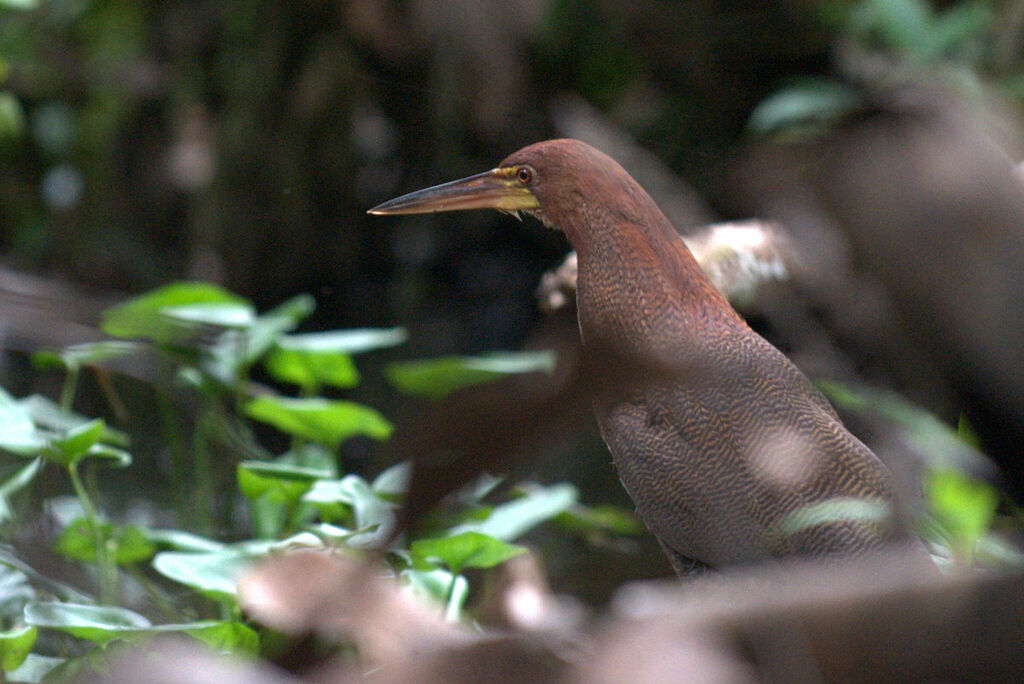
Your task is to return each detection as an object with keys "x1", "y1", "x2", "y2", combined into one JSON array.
[
  {"x1": 162, "y1": 303, "x2": 254, "y2": 328},
  {"x1": 302, "y1": 475, "x2": 397, "y2": 547},
  {"x1": 244, "y1": 396, "x2": 392, "y2": 447},
  {"x1": 556, "y1": 503, "x2": 643, "y2": 536},
  {"x1": 0, "y1": 457, "x2": 44, "y2": 523},
  {"x1": 18, "y1": 395, "x2": 129, "y2": 447},
  {"x1": 276, "y1": 443, "x2": 339, "y2": 477},
  {"x1": 264, "y1": 345, "x2": 359, "y2": 389},
  {"x1": 776, "y1": 497, "x2": 892, "y2": 537},
  {"x1": 5, "y1": 653, "x2": 63, "y2": 682},
  {"x1": 237, "y1": 461, "x2": 329, "y2": 504},
  {"x1": 0, "y1": 561, "x2": 37, "y2": 617},
  {"x1": 0, "y1": 388, "x2": 42, "y2": 455},
  {"x1": 930, "y1": 2, "x2": 991, "y2": 58},
  {"x1": 817, "y1": 381, "x2": 994, "y2": 475},
  {"x1": 748, "y1": 79, "x2": 862, "y2": 135},
  {"x1": 101, "y1": 282, "x2": 252, "y2": 343},
  {"x1": 151, "y1": 550, "x2": 256, "y2": 601},
  {"x1": 143, "y1": 529, "x2": 225, "y2": 553},
  {"x1": 400, "y1": 568, "x2": 468, "y2": 621},
  {"x1": 24, "y1": 601, "x2": 150, "y2": 644},
  {"x1": 386, "y1": 350, "x2": 557, "y2": 399},
  {"x1": 0, "y1": 548, "x2": 92, "y2": 604},
  {"x1": 31, "y1": 341, "x2": 141, "y2": 372},
  {"x1": 264, "y1": 328, "x2": 407, "y2": 390},
  {"x1": 23, "y1": 601, "x2": 256, "y2": 653},
  {"x1": 848, "y1": 0, "x2": 933, "y2": 52},
  {"x1": 282, "y1": 327, "x2": 409, "y2": 355},
  {"x1": 372, "y1": 461, "x2": 411, "y2": 496},
  {"x1": 449, "y1": 483, "x2": 577, "y2": 541},
  {"x1": 45, "y1": 419, "x2": 104, "y2": 466},
  {"x1": 0, "y1": 0, "x2": 40, "y2": 9},
  {"x1": 0, "y1": 91, "x2": 26, "y2": 140},
  {"x1": 54, "y1": 519, "x2": 156, "y2": 565},
  {"x1": 40, "y1": 419, "x2": 132, "y2": 468},
  {"x1": 229, "y1": 294, "x2": 317, "y2": 368},
  {"x1": 927, "y1": 468, "x2": 998, "y2": 552},
  {"x1": 0, "y1": 625, "x2": 36, "y2": 671},
  {"x1": 411, "y1": 531, "x2": 527, "y2": 574},
  {"x1": 161, "y1": 620, "x2": 258, "y2": 653}
]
